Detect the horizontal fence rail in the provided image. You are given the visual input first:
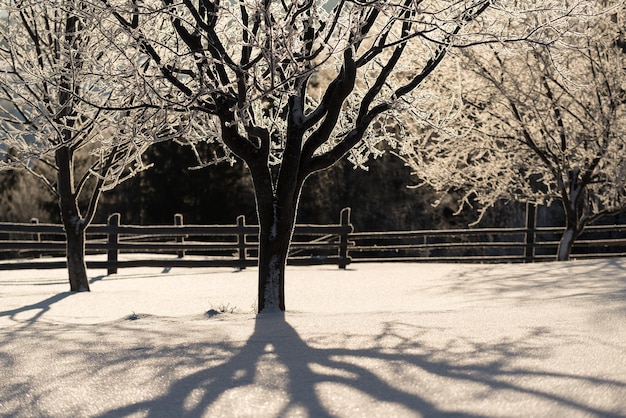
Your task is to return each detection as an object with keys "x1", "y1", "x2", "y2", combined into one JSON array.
[
  {"x1": 0, "y1": 208, "x2": 353, "y2": 272},
  {"x1": 2, "y1": 207, "x2": 626, "y2": 272},
  {"x1": 348, "y1": 225, "x2": 626, "y2": 263}
]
